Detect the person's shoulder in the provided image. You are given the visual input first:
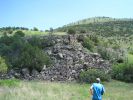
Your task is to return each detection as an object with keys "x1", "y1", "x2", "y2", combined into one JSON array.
[
  {"x1": 100, "y1": 83, "x2": 104, "y2": 86},
  {"x1": 93, "y1": 83, "x2": 97, "y2": 85}
]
